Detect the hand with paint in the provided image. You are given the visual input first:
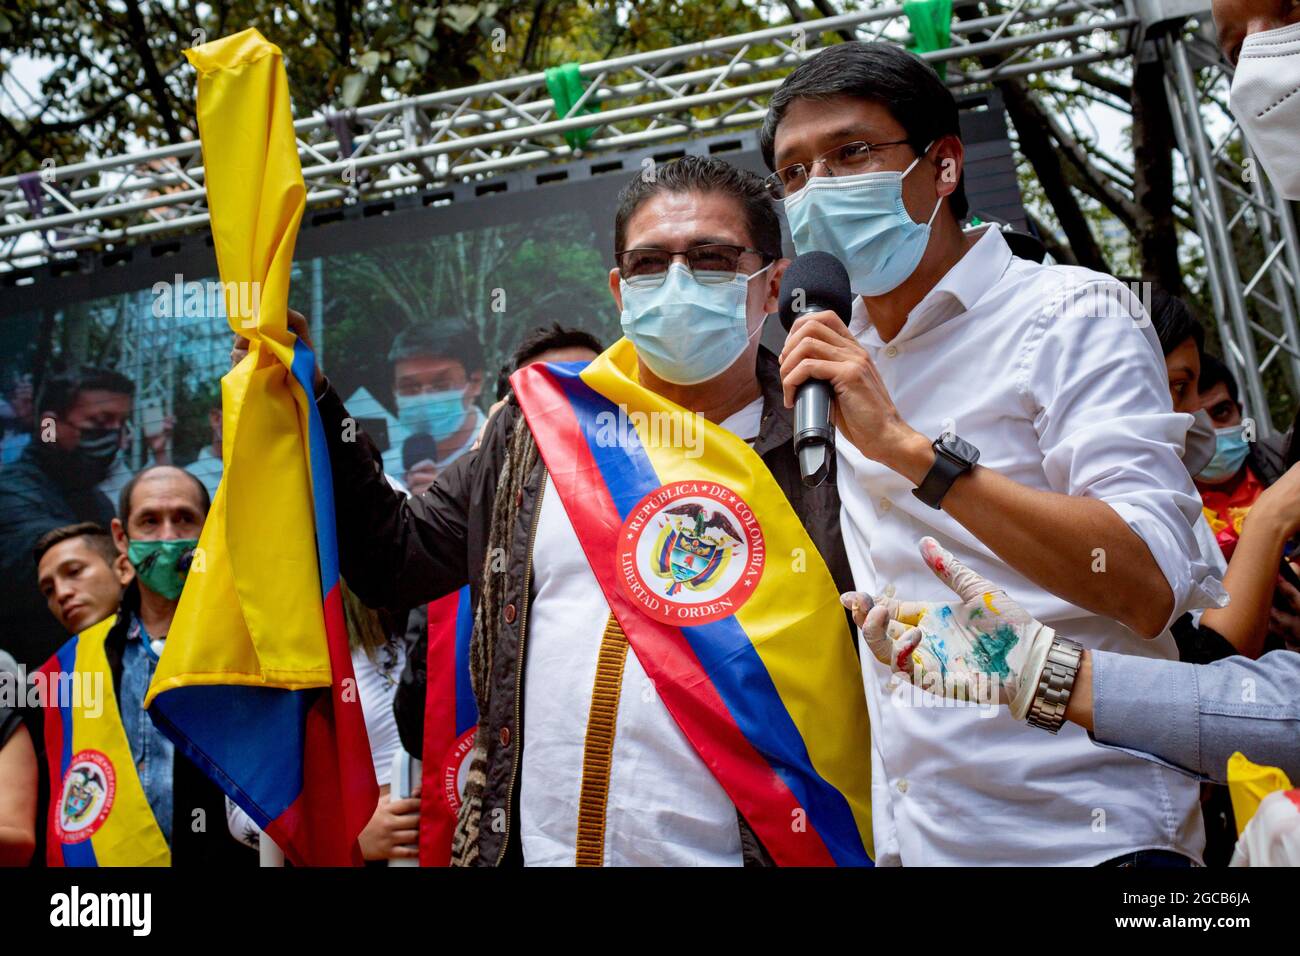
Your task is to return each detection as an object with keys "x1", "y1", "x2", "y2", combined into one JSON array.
[{"x1": 841, "y1": 536, "x2": 1057, "y2": 719}]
